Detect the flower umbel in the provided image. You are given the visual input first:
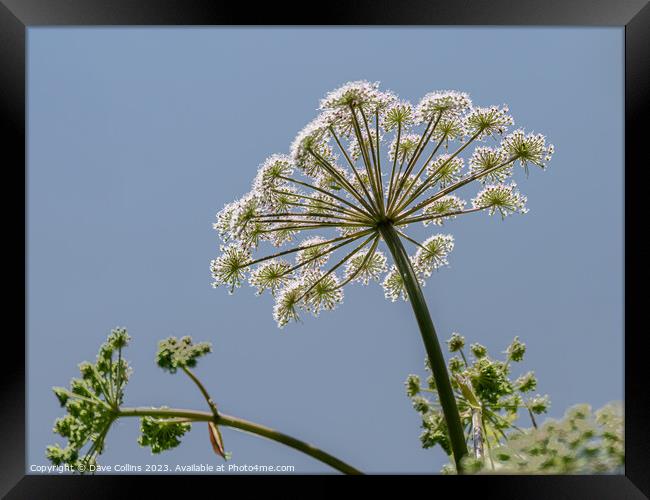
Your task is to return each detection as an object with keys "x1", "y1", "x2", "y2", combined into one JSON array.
[
  {"x1": 47, "y1": 329, "x2": 362, "y2": 474},
  {"x1": 47, "y1": 328, "x2": 133, "y2": 471},
  {"x1": 211, "y1": 81, "x2": 554, "y2": 328},
  {"x1": 406, "y1": 332, "x2": 553, "y2": 471}
]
